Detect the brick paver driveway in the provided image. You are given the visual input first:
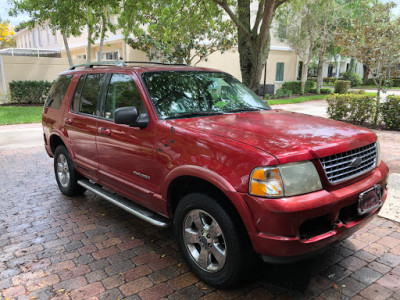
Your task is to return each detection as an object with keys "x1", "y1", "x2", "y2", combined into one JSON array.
[{"x1": 1, "y1": 131, "x2": 400, "y2": 299}]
